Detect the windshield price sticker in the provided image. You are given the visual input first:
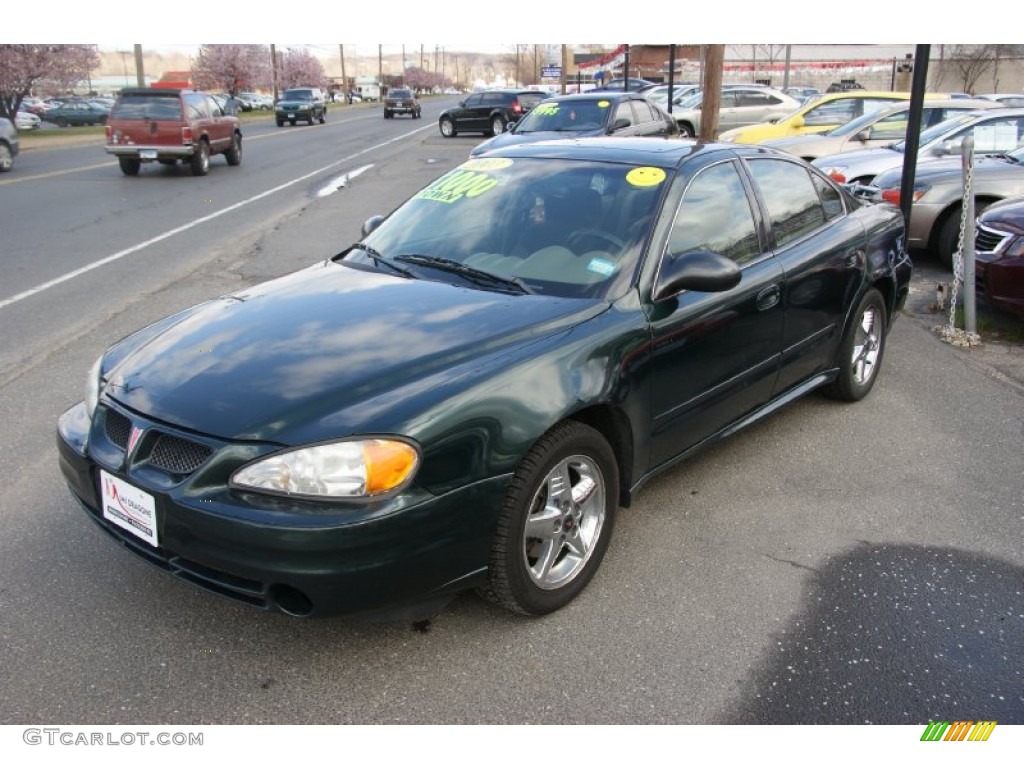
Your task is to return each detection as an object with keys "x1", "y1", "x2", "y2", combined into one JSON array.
[
  {"x1": 533, "y1": 104, "x2": 560, "y2": 116},
  {"x1": 415, "y1": 164, "x2": 508, "y2": 204}
]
